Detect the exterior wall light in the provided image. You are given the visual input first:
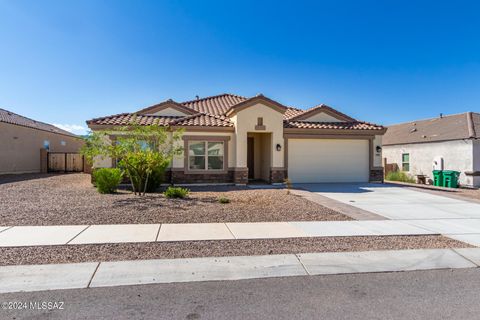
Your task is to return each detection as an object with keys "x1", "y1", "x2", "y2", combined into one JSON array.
[
  {"x1": 276, "y1": 144, "x2": 282, "y2": 151},
  {"x1": 376, "y1": 146, "x2": 382, "y2": 153}
]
